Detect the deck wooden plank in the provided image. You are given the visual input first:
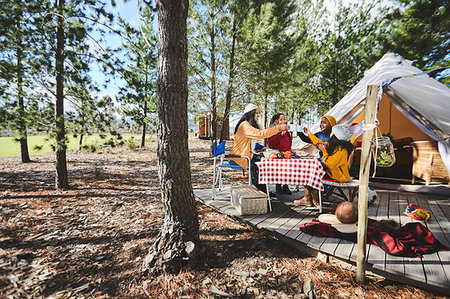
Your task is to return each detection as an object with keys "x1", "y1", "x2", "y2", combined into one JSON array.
[
  {"x1": 384, "y1": 192, "x2": 405, "y2": 276},
  {"x1": 319, "y1": 236, "x2": 342, "y2": 256},
  {"x1": 397, "y1": 194, "x2": 426, "y2": 283},
  {"x1": 264, "y1": 208, "x2": 302, "y2": 233},
  {"x1": 402, "y1": 193, "x2": 429, "y2": 283},
  {"x1": 307, "y1": 234, "x2": 327, "y2": 250},
  {"x1": 366, "y1": 192, "x2": 388, "y2": 271},
  {"x1": 283, "y1": 206, "x2": 316, "y2": 241},
  {"x1": 423, "y1": 198, "x2": 450, "y2": 247},
  {"x1": 414, "y1": 195, "x2": 450, "y2": 288},
  {"x1": 193, "y1": 187, "x2": 450, "y2": 294},
  {"x1": 436, "y1": 198, "x2": 450, "y2": 219},
  {"x1": 424, "y1": 198, "x2": 450, "y2": 286},
  {"x1": 252, "y1": 202, "x2": 292, "y2": 230}
]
